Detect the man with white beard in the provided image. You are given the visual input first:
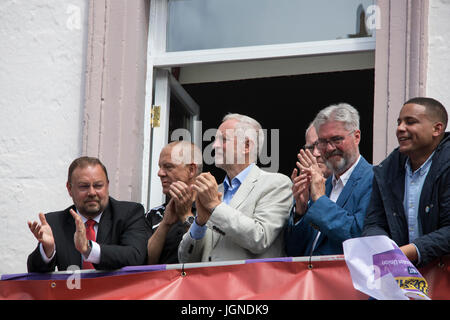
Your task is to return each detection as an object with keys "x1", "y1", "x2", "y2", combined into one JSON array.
[{"x1": 285, "y1": 103, "x2": 373, "y2": 256}]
